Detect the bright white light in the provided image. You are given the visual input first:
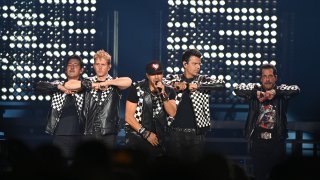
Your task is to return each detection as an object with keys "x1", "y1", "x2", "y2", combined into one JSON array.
[
  {"x1": 248, "y1": 60, "x2": 254, "y2": 66},
  {"x1": 219, "y1": 8, "x2": 225, "y2": 13},
  {"x1": 240, "y1": 60, "x2": 246, "y2": 66},
  {"x1": 241, "y1": 15, "x2": 247, "y2": 21},
  {"x1": 255, "y1": 61, "x2": 261, "y2": 66},
  {"x1": 271, "y1": 23, "x2": 277, "y2": 29},
  {"x1": 90, "y1": 29, "x2": 96, "y2": 34},
  {"x1": 256, "y1": 8, "x2": 262, "y2": 13},
  {"x1": 219, "y1": 30, "x2": 225, "y2": 36},
  {"x1": 233, "y1": 53, "x2": 239, "y2": 58},
  {"x1": 166, "y1": 67, "x2": 173, "y2": 73},
  {"x1": 234, "y1": 30, "x2": 240, "y2": 36},
  {"x1": 91, "y1": 7, "x2": 96, "y2": 12},
  {"x1": 211, "y1": 45, "x2": 217, "y2": 50},
  {"x1": 256, "y1": 38, "x2": 262, "y2": 44},
  {"x1": 31, "y1": 95, "x2": 36, "y2": 101},
  {"x1": 271, "y1": 38, "x2": 277, "y2": 44},
  {"x1": 38, "y1": 95, "x2": 44, "y2": 101},
  {"x1": 9, "y1": 95, "x2": 14, "y2": 100},
  {"x1": 263, "y1": 38, "x2": 269, "y2": 43},
  {"x1": 9, "y1": 88, "x2": 14, "y2": 93},
  {"x1": 2, "y1": 65, "x2": 7, "y2": 70},
  {"x1": 256, "y1": 30, "x2": 262, "y2": 36},
  {"x1": 1, "y1": 95, "x2": 7, "y2": 100},
  {"x1": 270, "y1": 61, "x2": 276, "y2": 66},
  {"x1": 233, "y1": 60, "x2": 239, "y2": 66},
  {"x1": 256, "y1": 53, "x2": 262, "y2": 58}
]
